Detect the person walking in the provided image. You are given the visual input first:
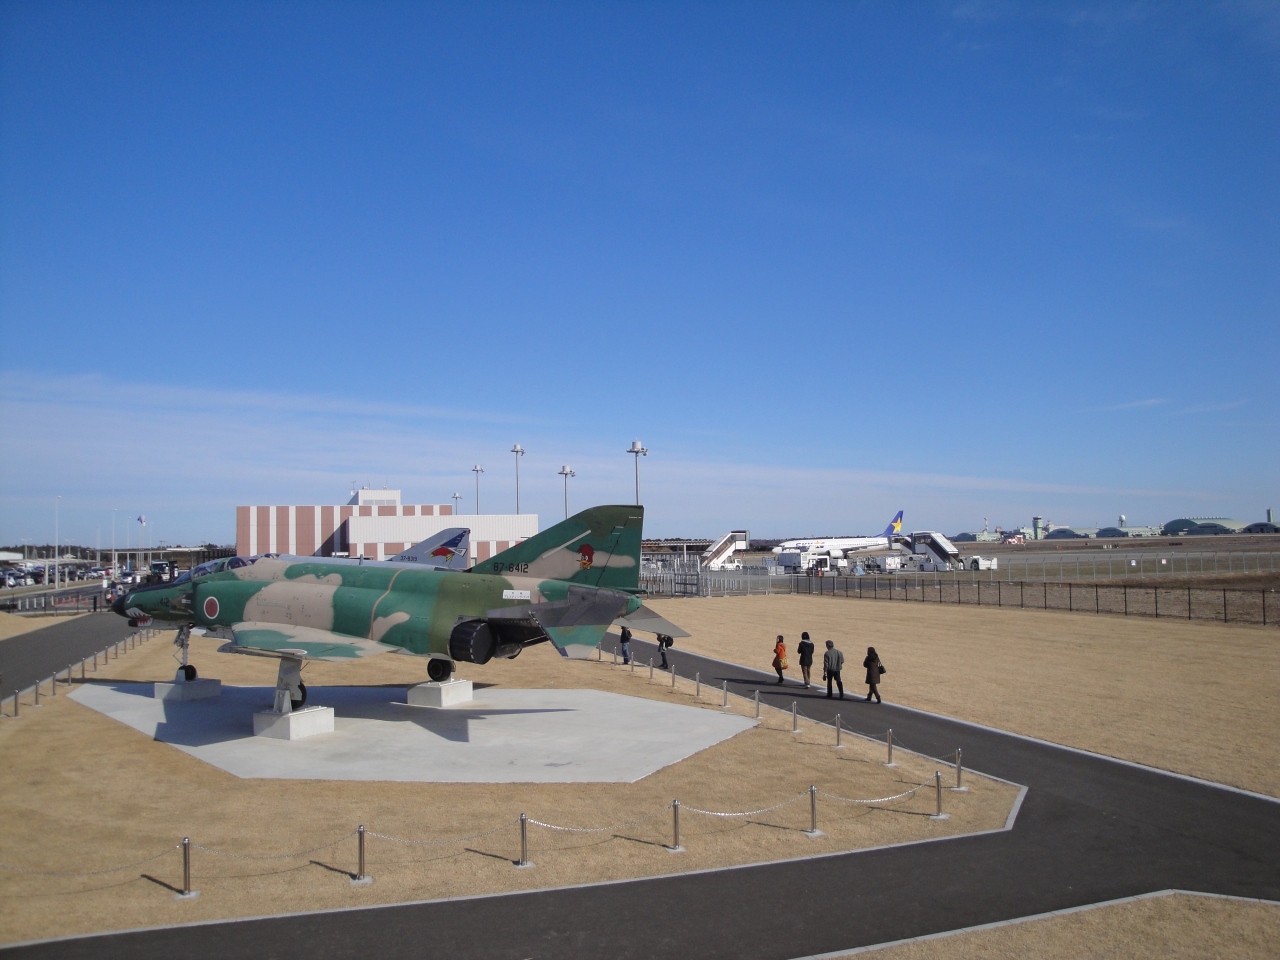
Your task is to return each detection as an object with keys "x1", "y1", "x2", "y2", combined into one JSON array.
[
  {"x1": 657, "y1": 634, "x2": 672, "y2": 670},
  {"x1": 864, "y1": 646, "x2": 885, "y2": 703},
  {"x1": 823, "y1": 640, "x2": 844, "y2": 699},
  {"x1": 772, "y1": 635, "x2": 788, "y2": 684},
  {"x1": 797, "y1": 632, "x2": 815, "y2": 689},
  {"x1": 619, "y1": 626, "x2": 632, "y2": 665}
]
